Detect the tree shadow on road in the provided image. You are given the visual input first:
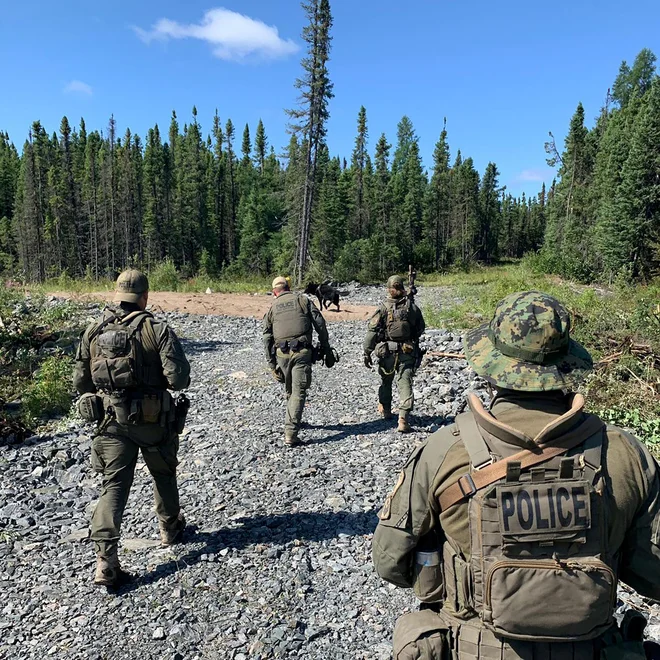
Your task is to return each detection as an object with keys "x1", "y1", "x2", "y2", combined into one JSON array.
[{"x1": 117, "y1": 509, "x2": 379, "y2": 595}]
